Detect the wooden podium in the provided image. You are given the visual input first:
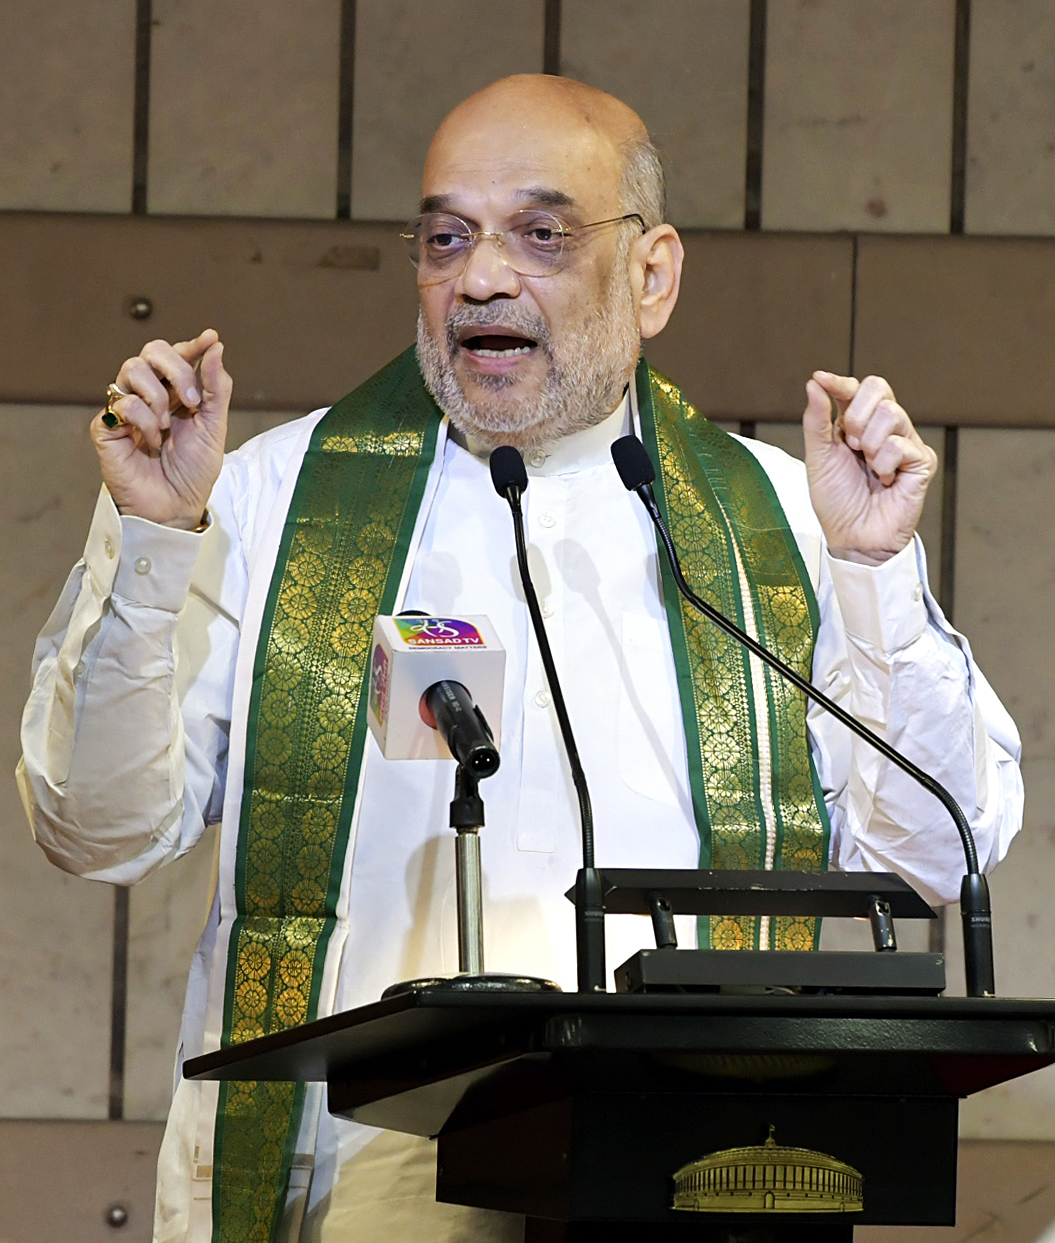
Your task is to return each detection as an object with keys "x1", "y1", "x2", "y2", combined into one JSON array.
[{"x1": 186, "y1": 987, "x2": 1055, "y2": 1242}]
